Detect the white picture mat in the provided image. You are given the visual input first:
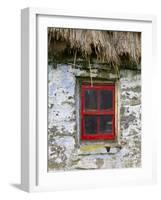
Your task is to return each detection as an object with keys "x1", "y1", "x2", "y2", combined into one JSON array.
[{"x1": 35, "y1": 12, "x2": 155, "y2": 191}]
